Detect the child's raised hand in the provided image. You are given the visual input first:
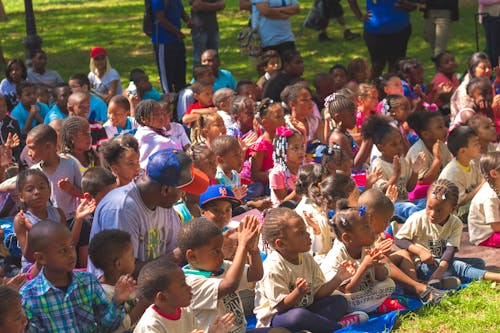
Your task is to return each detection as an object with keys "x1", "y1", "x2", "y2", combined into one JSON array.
[
  {"x1": 232, "y1": 185, "x2": 248, "y2": 201},
  {"x1": 75, "y1": 196, "x2": 97, "y2": 220},
  {"x1": 392, "y1": 155, "x2": 401, "y2": 176},
  {"x1": 385, "y1": 184, "x2": 399, "y2": 203},
  {"x1": 57, "y1": 178, "x2": 73, "y2": 192},
  {"x1": 289, "y1": 116, "x2": 307, "y2": 139},
  {"x1": 366, "y1": 166, "x2": 383, "y2": 188},
  {"x1": 113, "y1": 274, "x2": 137, "y2": 305},
  {"x1": 1, "y1": 273, "x2": 28, "y2": 291},
  {"x1": 363, "y1": 248, "x2": 384, "y2": 267},
  {"x1": 238, "y1": 215, "x2": 260, "y2": 250},
  {"x1": 295, "y1": 277, "x2": 310, "y2": 295},
  {"x1": 0, "y1": 144, "x2": 12, "y2": 169},
  {"x1": 222, "y1": 228, "x2": 238, "y2": 260},
  {"x1": 411, "y1": 152, "x2": 426, "y2": 173},
  {"x1": 14, "y1": 210, "x2": 33, "y2": 232},
  {"x1": 29, "y1": 104, "x2": 40, "y2": 116},
  {"x1": 493, "y1": 94, "x2": 500, "y2": 116},
  {"x1": 303, "y1": 211, "x2": 321, "y2": 235},
  {"x1": 436, "y1": 82, "x2": 453, "y2": 95},
  {"x1": 242, "y1": 131, "x2": 258, "y2": 148},
  {"x1": 337, "y1": 260, "x2": 357, "y2": 281},
  {"x1": 5, "y1": 132, "x2": 20, "y2": 149},
  {"x1": 432, "y1": 140, "x2": 443, "y2": 162},
  {"x1": 208, "y1": 313, "x2": 235, "y2": 333},
  {"x1": 376, "y1": 238, "x2": 393, "y2": 256}
]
